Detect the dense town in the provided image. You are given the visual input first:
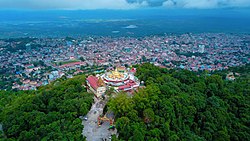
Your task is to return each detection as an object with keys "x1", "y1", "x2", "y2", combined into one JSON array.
[{"x1": 0, "y1": 33, "x2": 249, "y2": 90}]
